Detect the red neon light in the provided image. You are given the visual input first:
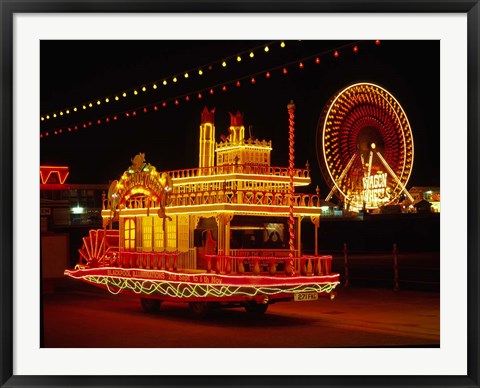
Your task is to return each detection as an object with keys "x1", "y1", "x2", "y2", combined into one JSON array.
[
  {"x1": 65, "y1": 267, "x2": 340, "y2": 287},
  {"x1": 40, "y1": 166, "x2": 70, "y2": 184}
]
